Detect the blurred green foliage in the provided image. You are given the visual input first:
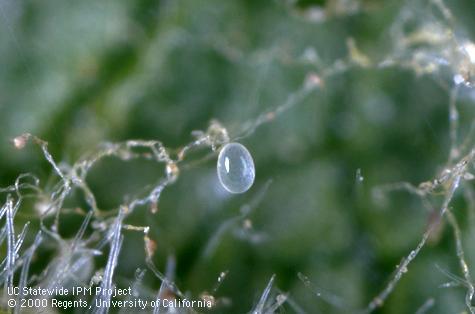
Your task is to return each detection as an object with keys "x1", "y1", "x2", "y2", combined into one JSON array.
[{"x1": 2, "y1": 0, "x2": 475, "y2": 313}]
